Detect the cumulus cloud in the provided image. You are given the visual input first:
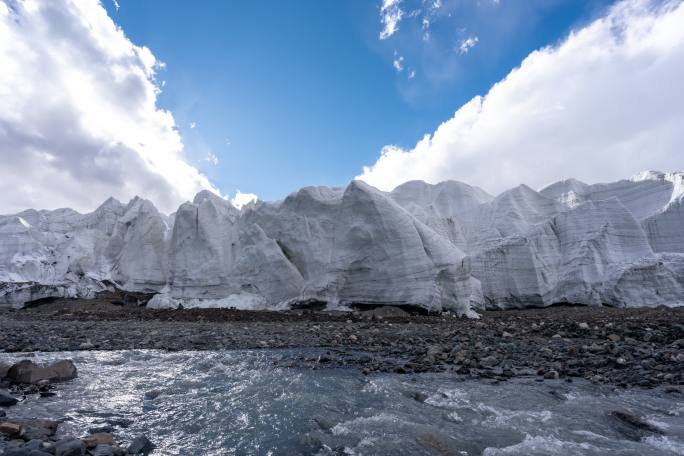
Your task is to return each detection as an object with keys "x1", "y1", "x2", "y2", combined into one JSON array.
[
  {"x1": 0, "y1": 0, "x2": 220, "y2": 214},
  {"x1": 230, "y1": 191, "x2": 258, "y2": 209},
  {"x1": 359, "y1": 0, "x2": 684, "y2": 194},
  {"x1": 380, "y1": 0, "x2": 404, "y2": 39}
]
